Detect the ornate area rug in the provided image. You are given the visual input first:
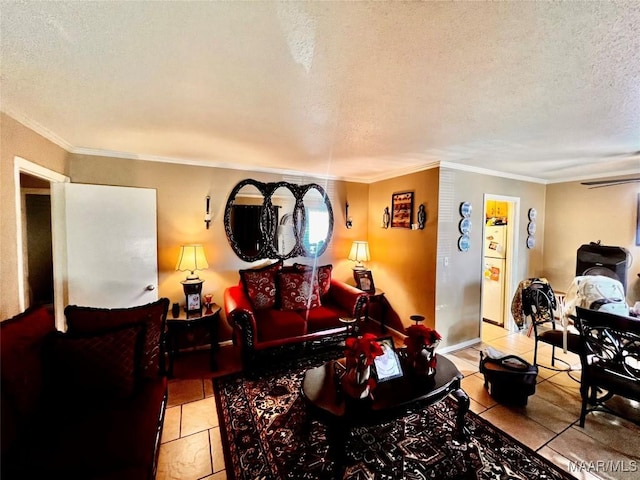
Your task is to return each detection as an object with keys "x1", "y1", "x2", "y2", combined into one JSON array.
[{"x1": 213, "y1": 353, "x2": 573, "y2": 480}]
